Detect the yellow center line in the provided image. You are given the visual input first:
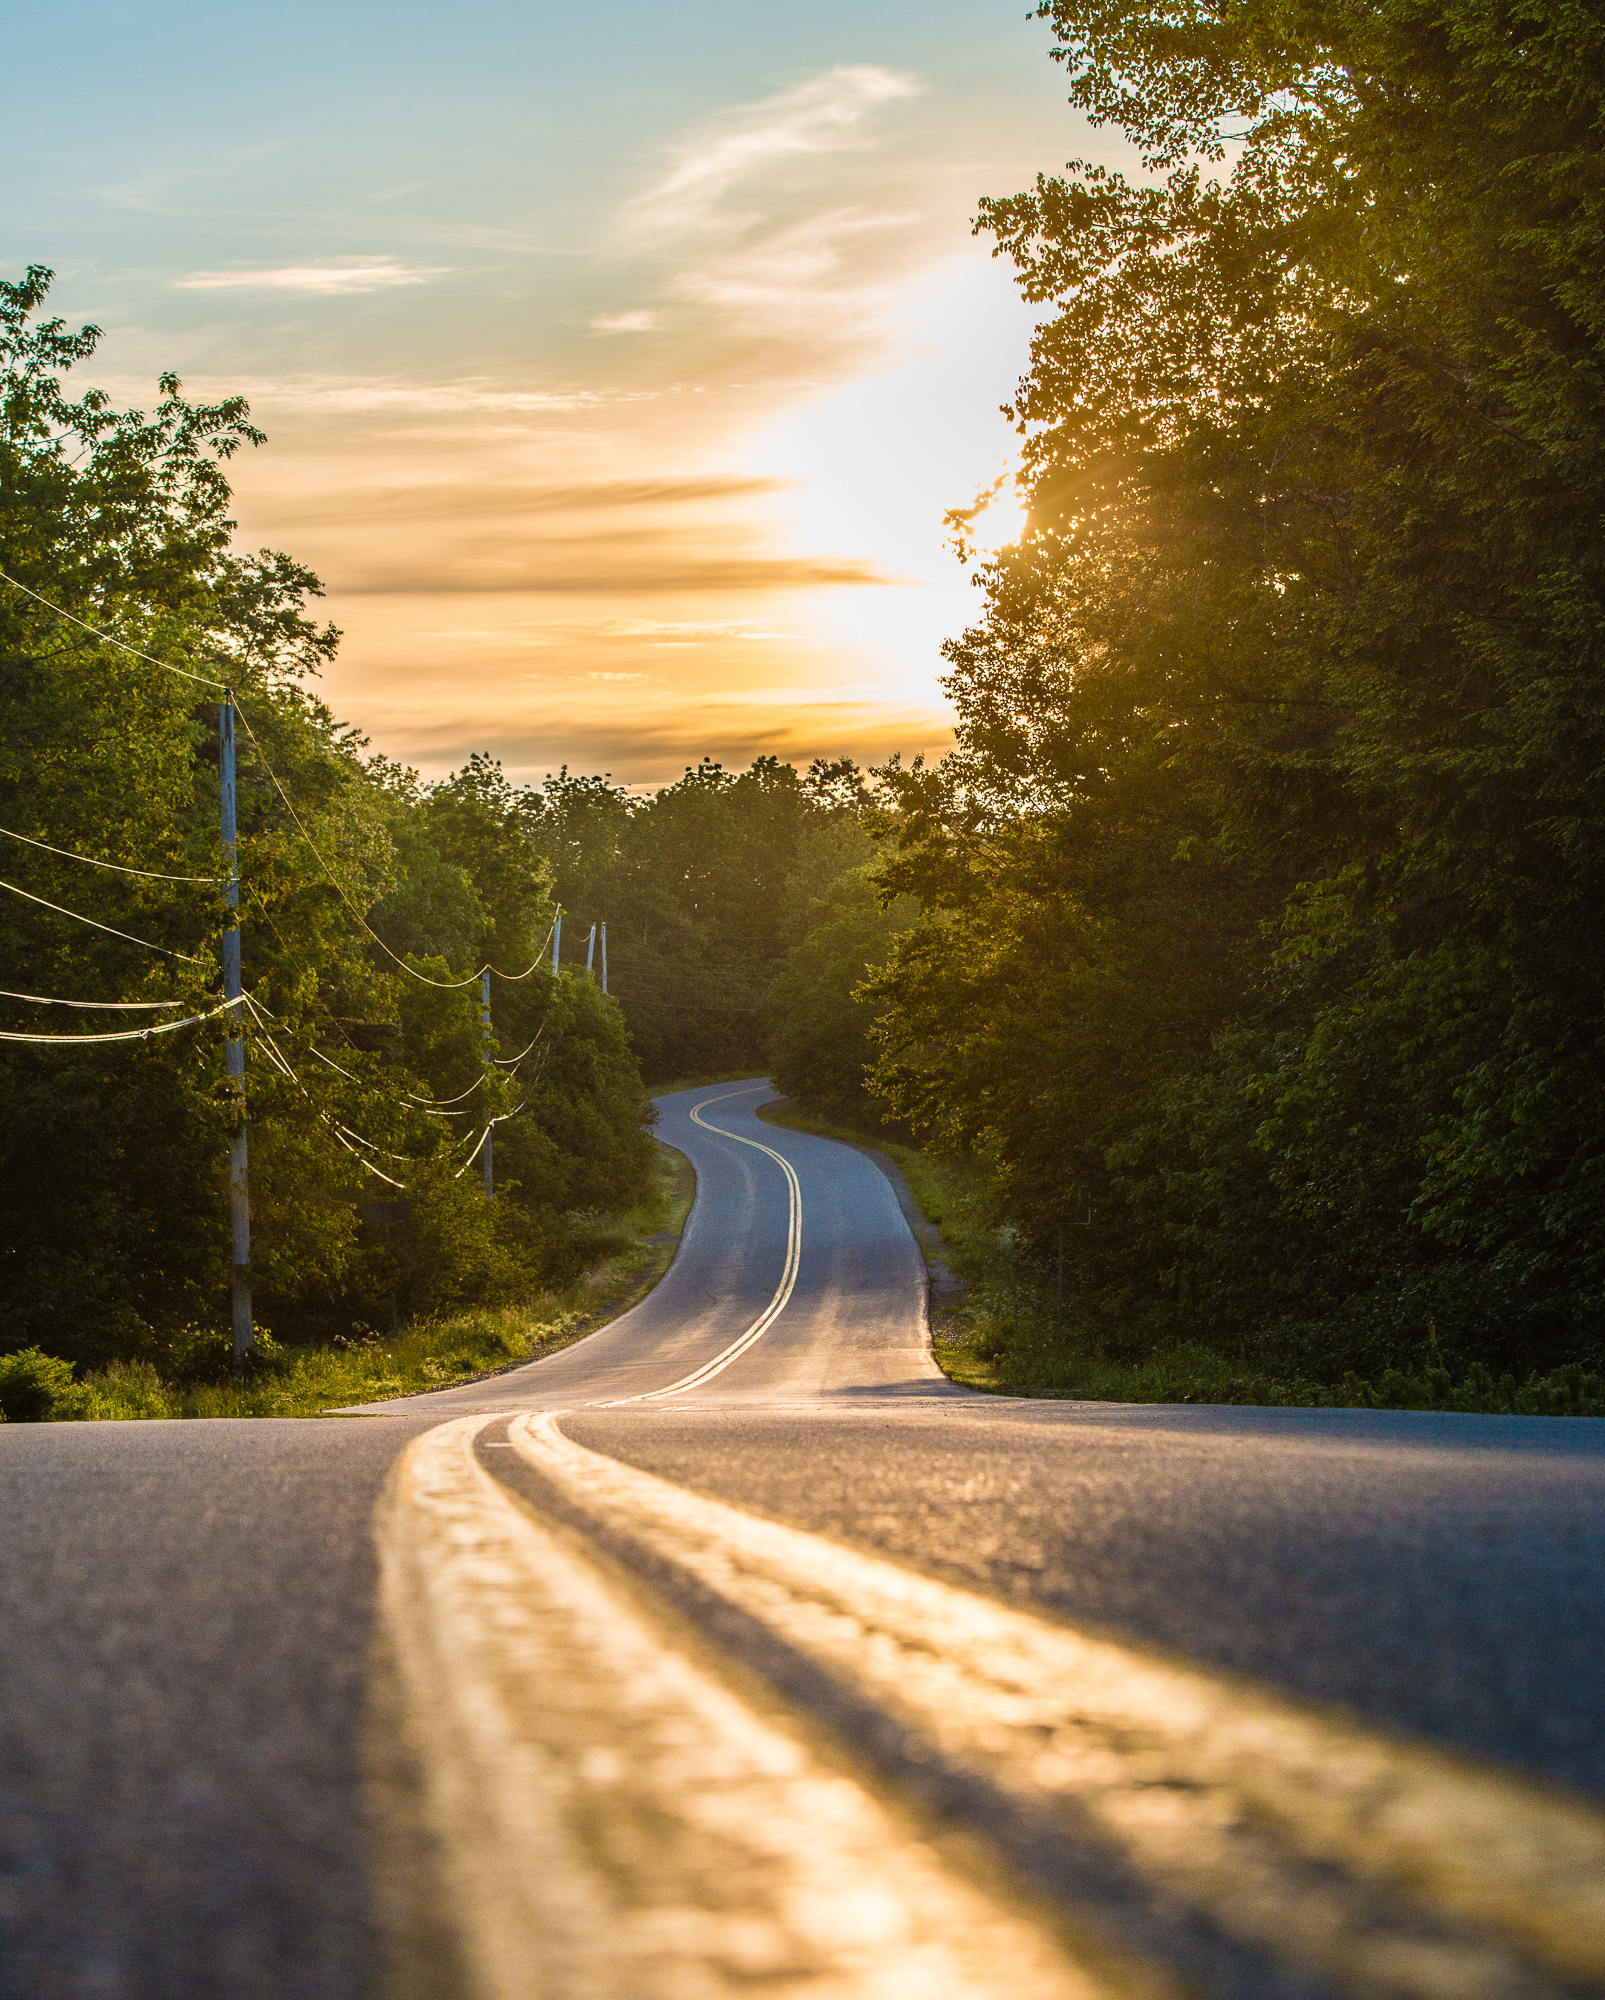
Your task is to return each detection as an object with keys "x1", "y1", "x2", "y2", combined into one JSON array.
[
  {"x1": 370, "y1": 1413, "x2": 1151, "y2": 2000},
  {"x1": 596, "y1": 1084, "x2": 803, "y2": 1406},
  {"x1": 508, "y1": 1410, "x2": 1605, "y2": 2000}
]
